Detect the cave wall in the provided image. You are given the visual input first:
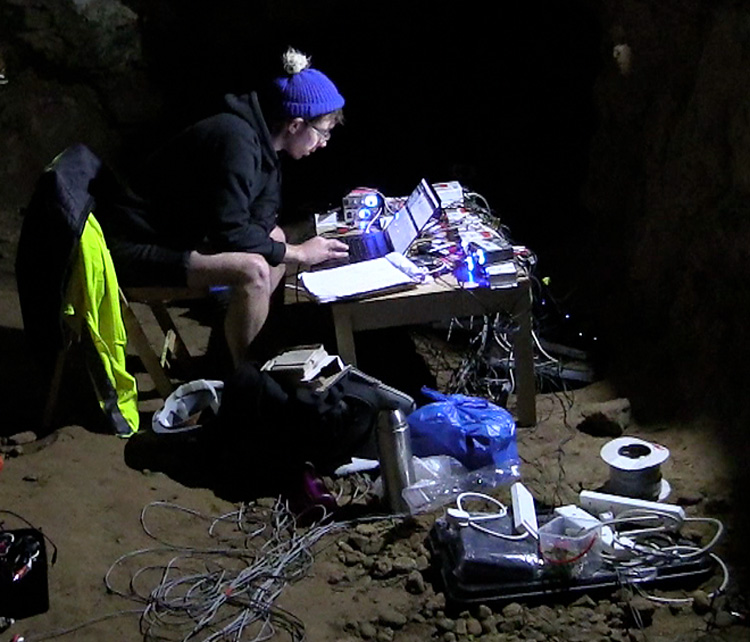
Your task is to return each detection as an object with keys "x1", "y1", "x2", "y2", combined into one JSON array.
[
  {"x1": 583, "y1": 0, "x2": 750, "y2": 428},
  {"x1": 0, "y1": 1, "x2": 599, "y2": 232},
  {"x1": 2, "y1": 0, "x2": 748, "y2": 431}
]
